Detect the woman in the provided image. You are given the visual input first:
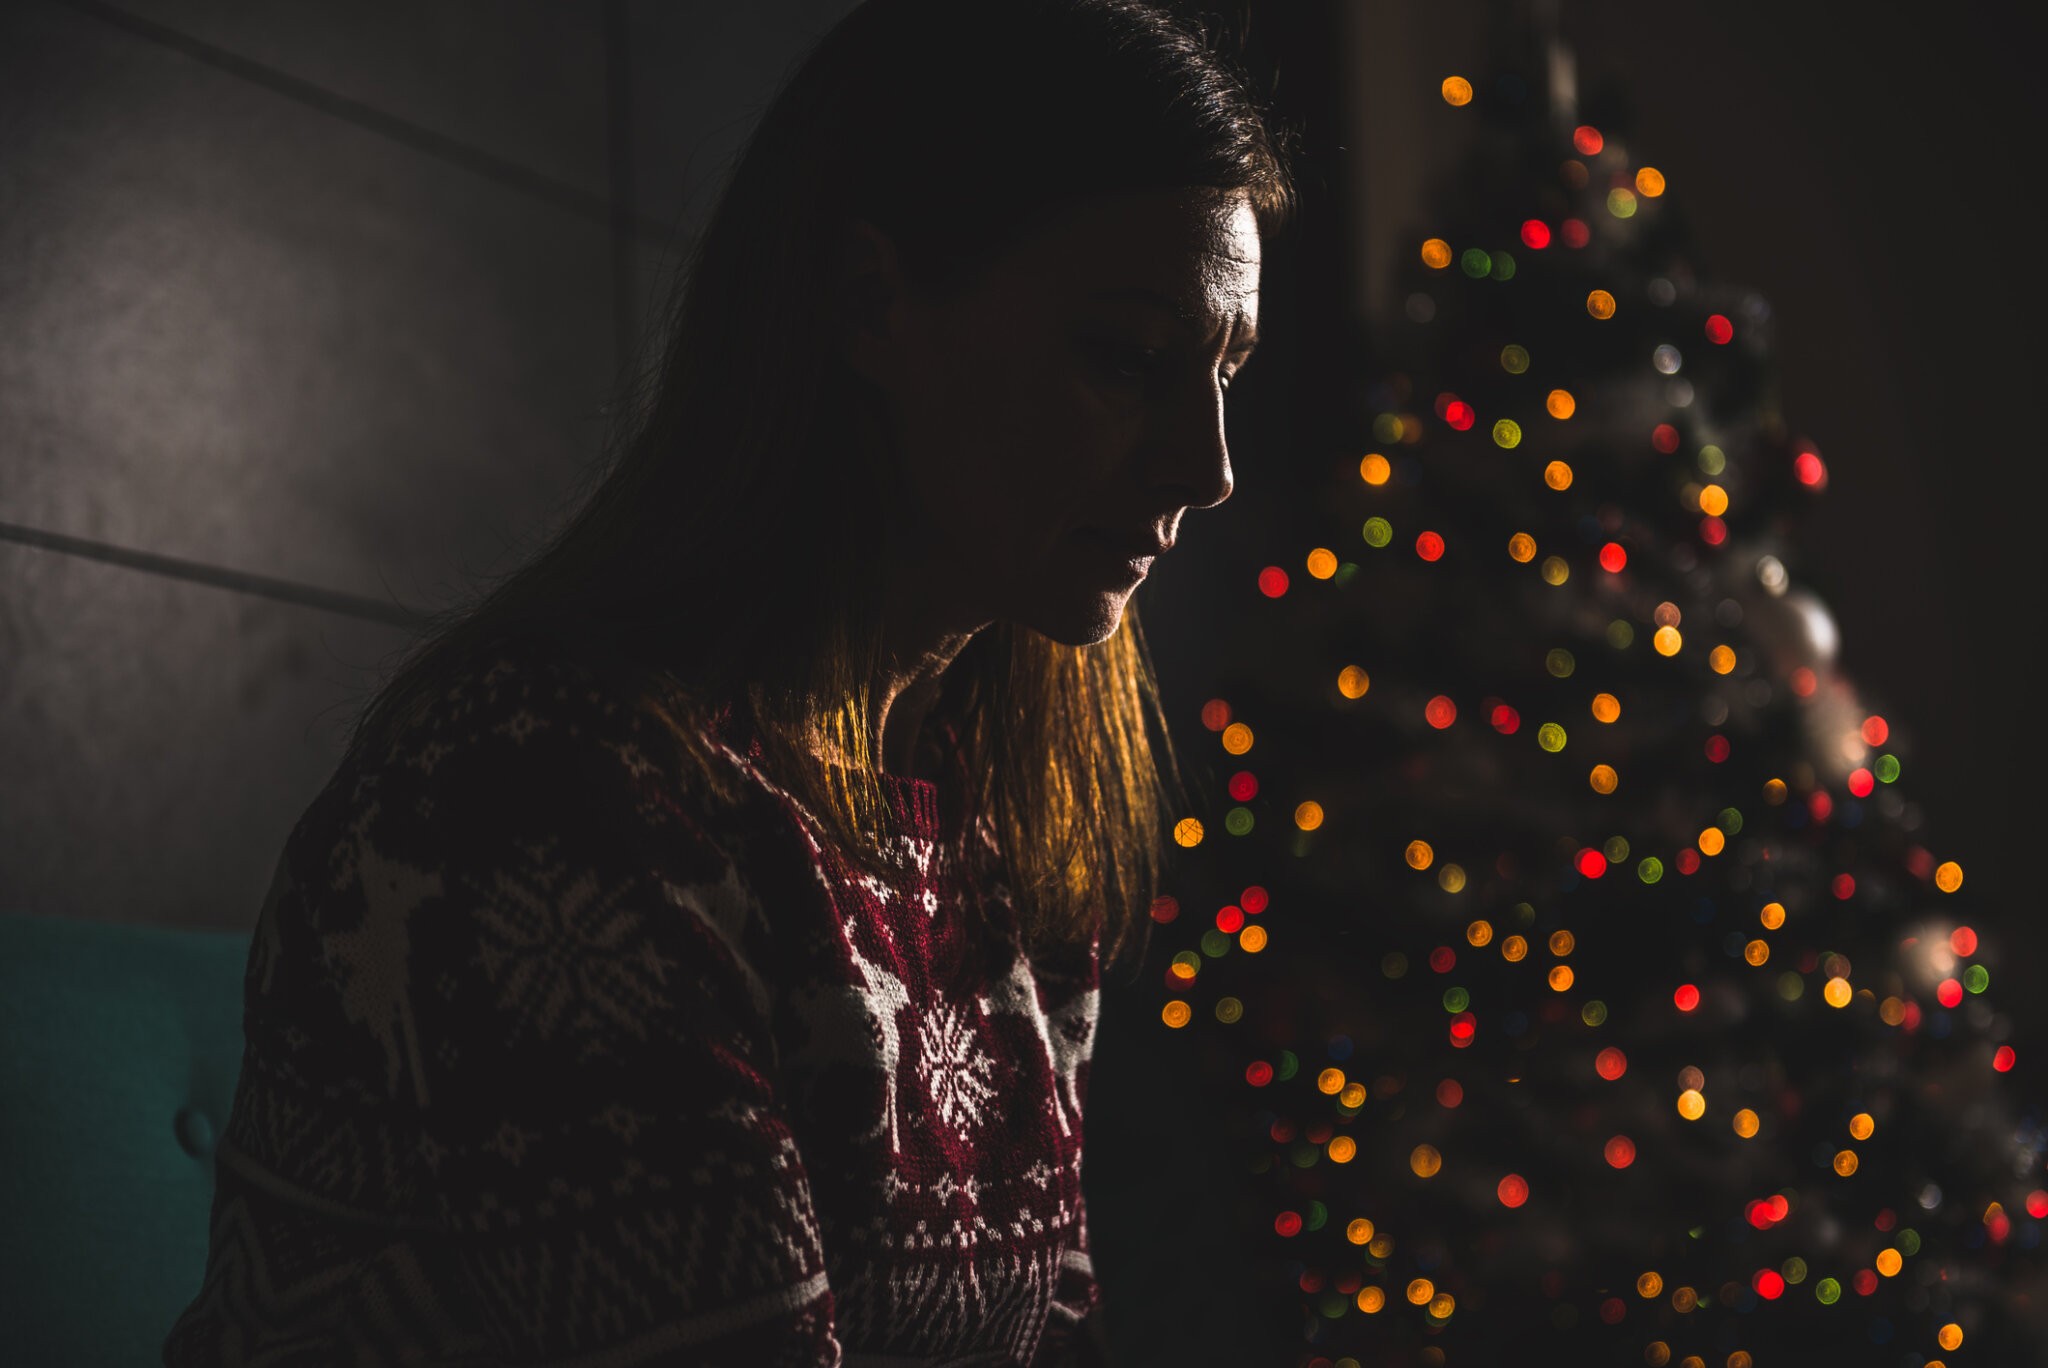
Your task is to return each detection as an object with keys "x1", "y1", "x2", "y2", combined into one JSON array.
[{"x1": 164, "y1": 0, "x2": 1294, "y2": 1363}]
